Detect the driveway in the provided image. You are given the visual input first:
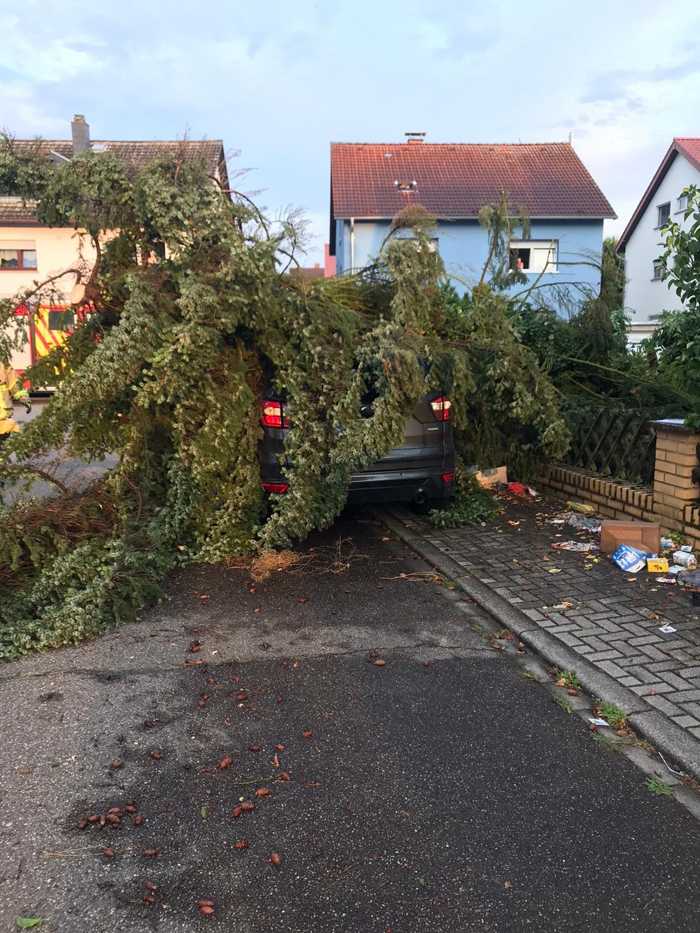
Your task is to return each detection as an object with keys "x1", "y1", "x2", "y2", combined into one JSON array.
[
  {"x1": 1, "y1": 397, "x2": 115, "y2": 506},
  {"x1": 1, "y1": 514, "x2": 699, "y2": 932}
]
